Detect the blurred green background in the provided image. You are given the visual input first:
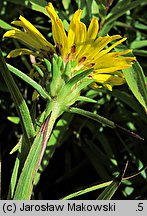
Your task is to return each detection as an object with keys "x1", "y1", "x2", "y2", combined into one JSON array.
[{"x1": 0, "y1": 0, "x2": 147, "y2": 199}]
